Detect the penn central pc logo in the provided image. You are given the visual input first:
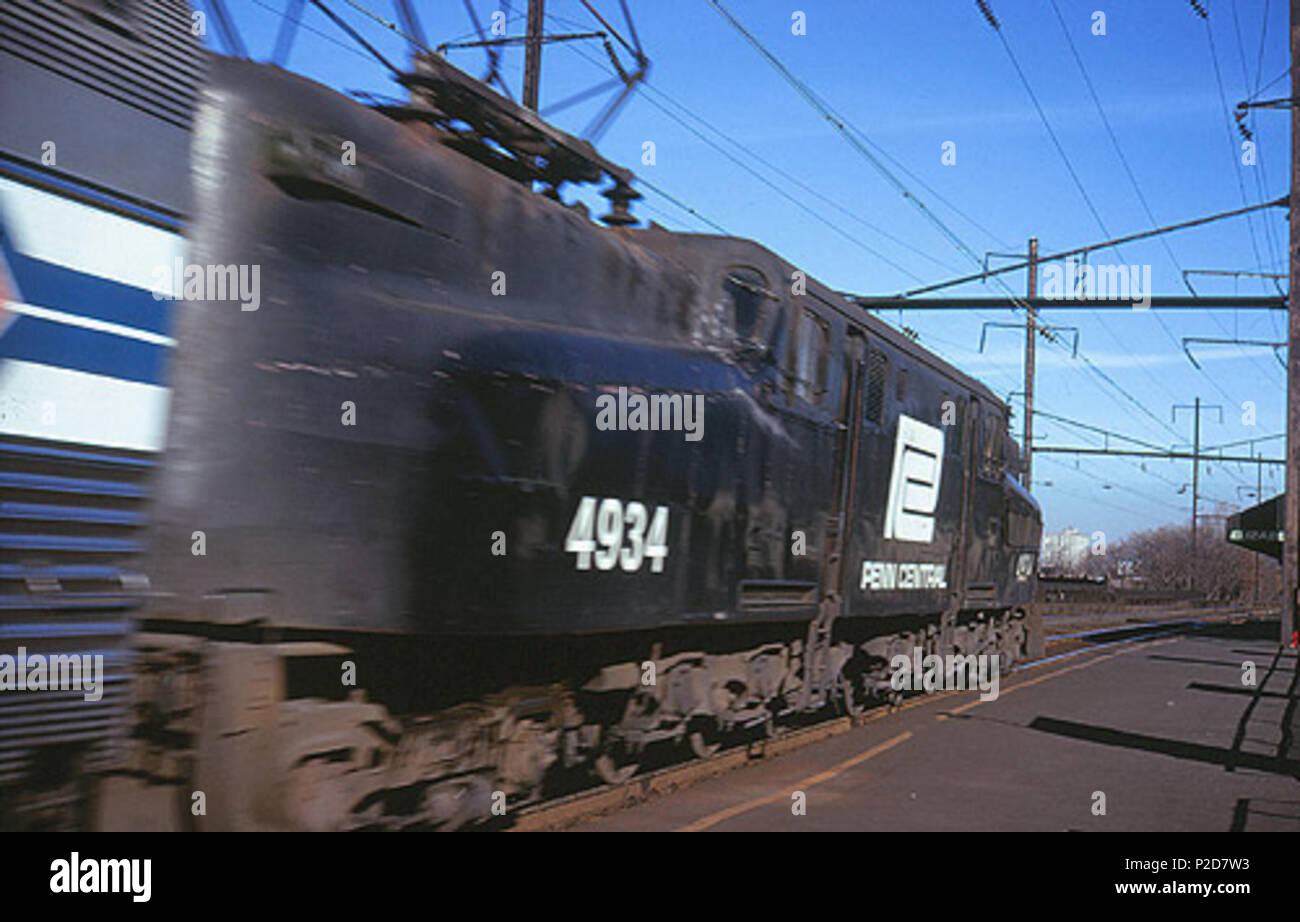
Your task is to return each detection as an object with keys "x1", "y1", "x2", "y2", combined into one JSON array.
[{"x1": 883, "y1": 414, "x2": 945, "y2": 544}]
